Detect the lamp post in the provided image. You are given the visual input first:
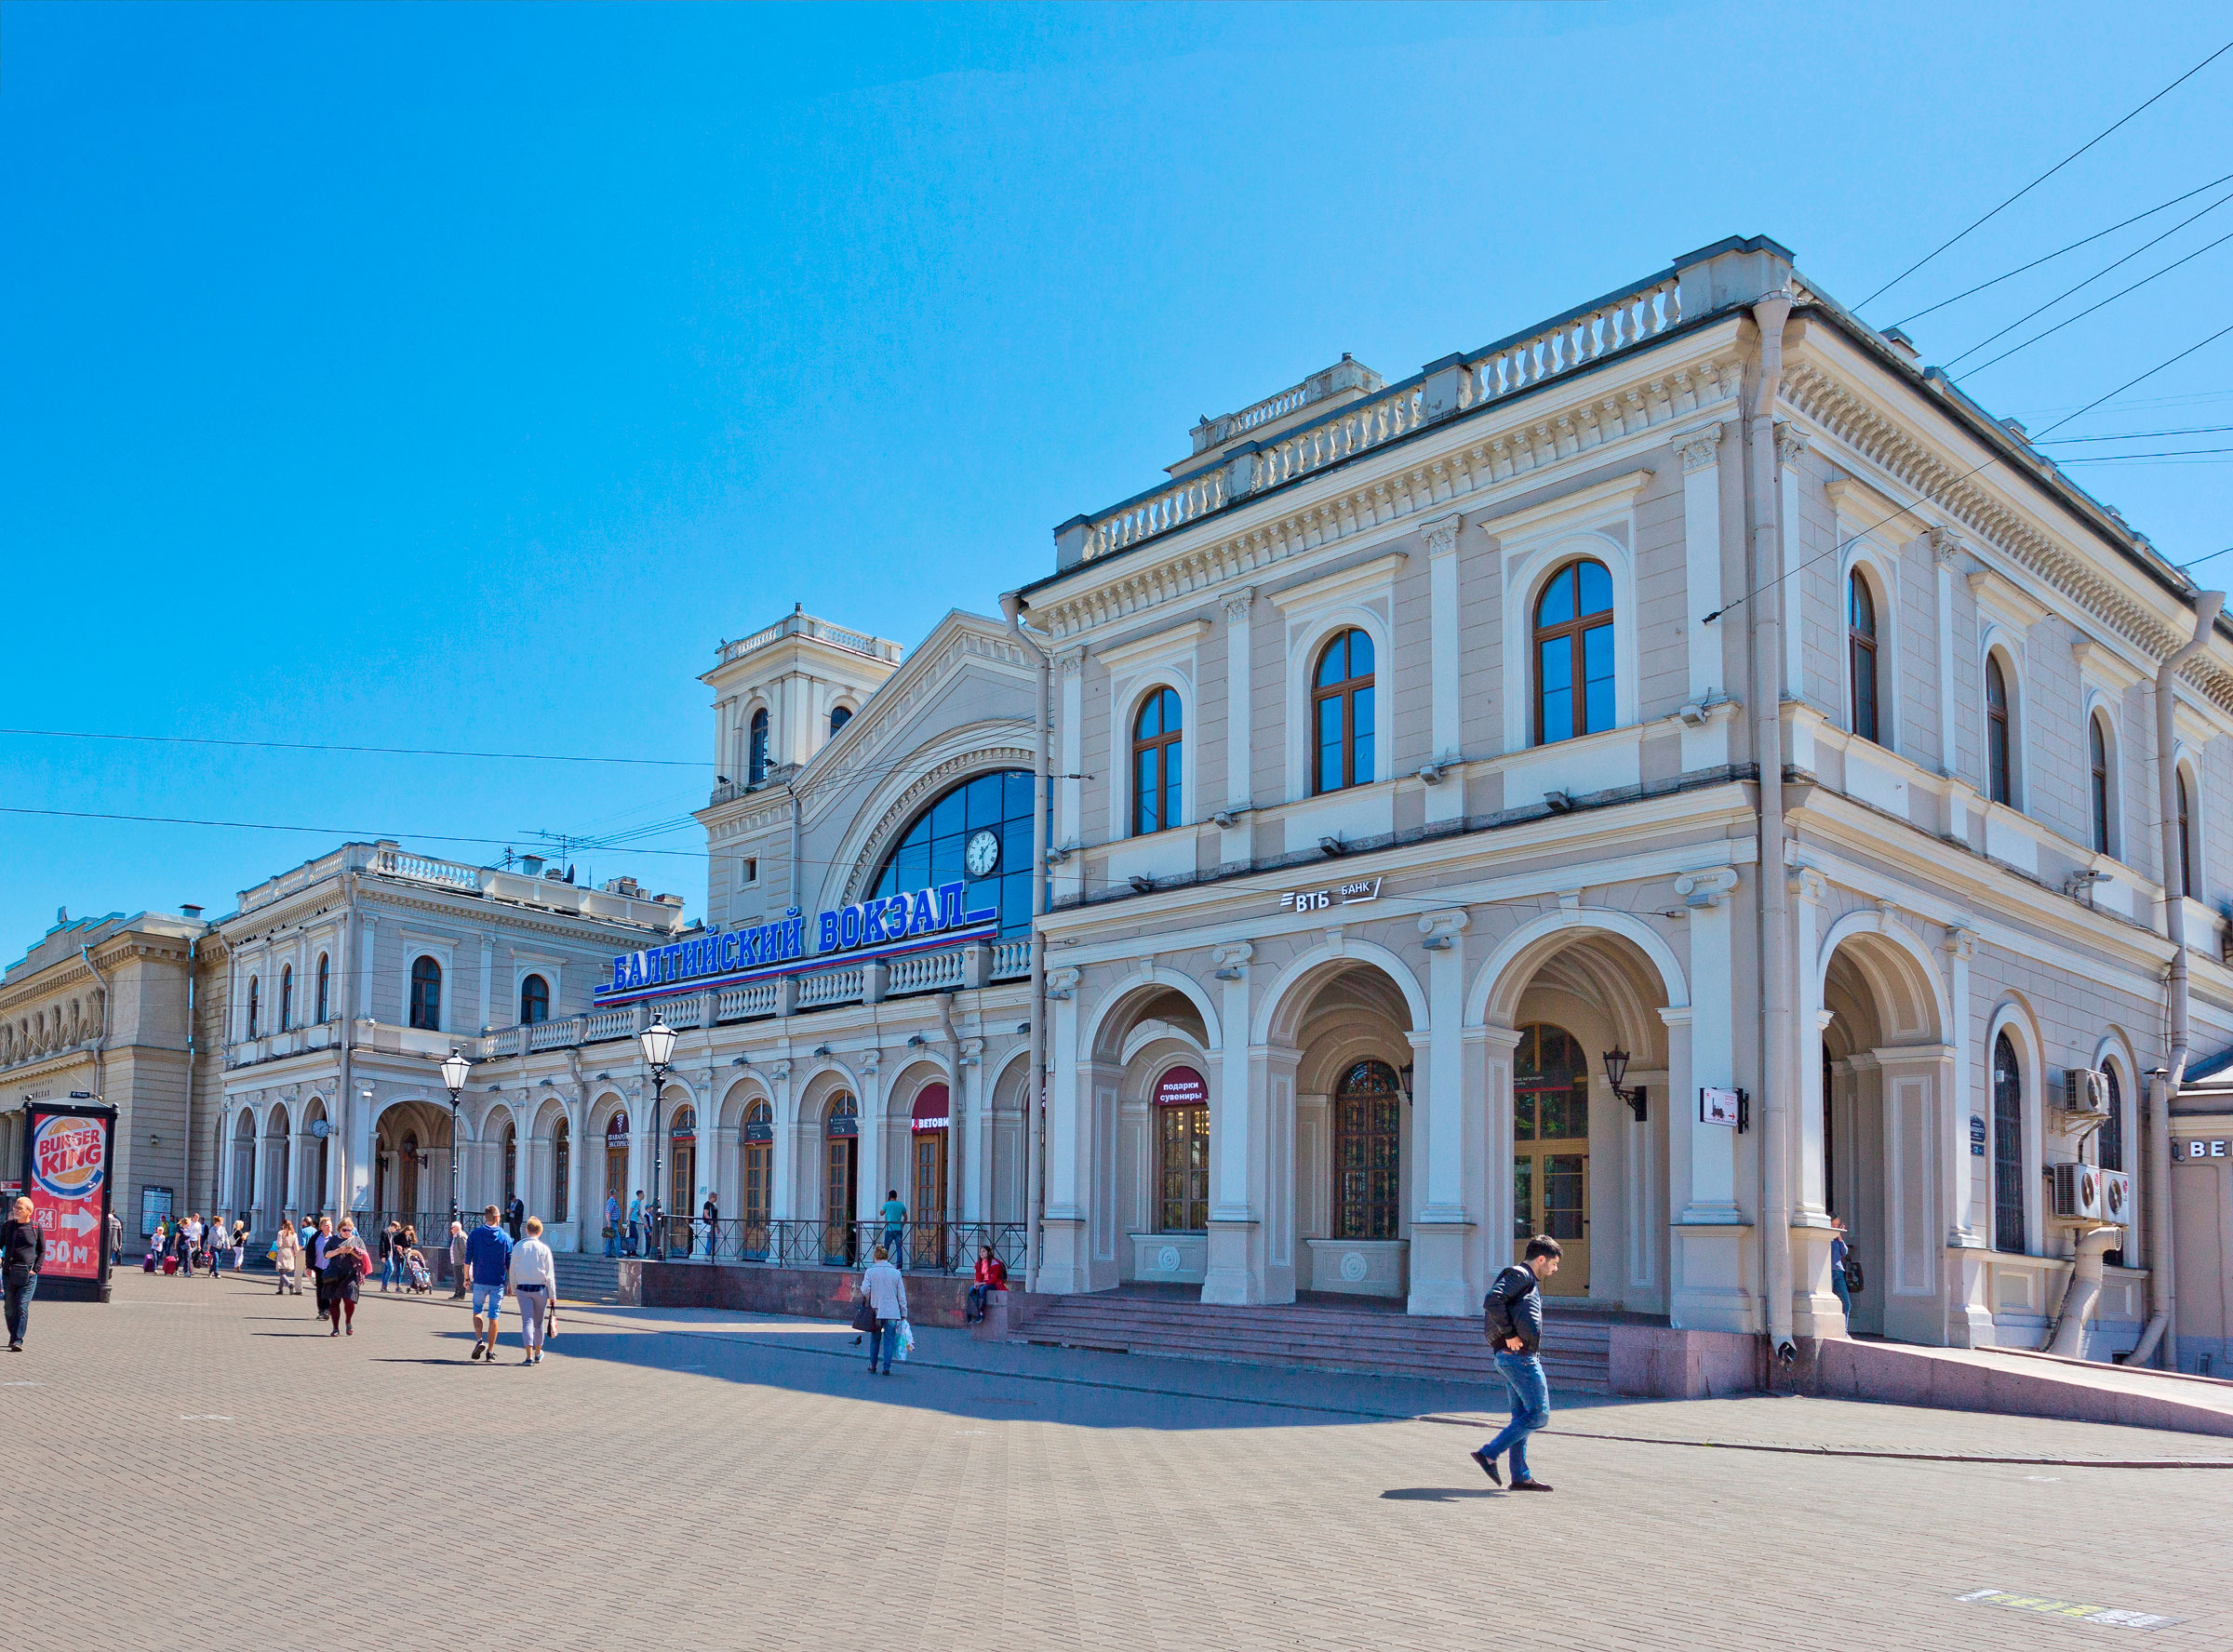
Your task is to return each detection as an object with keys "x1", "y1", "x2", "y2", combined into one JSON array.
[
  {"x1": 440, "y1": 1047, "x2": 471, "y2": 1232},
  {"x1": 639, "y1": 1017, "x2": 676, "y2": 1260},
  {"x1": 1601, "y1": 1046, "x2": 1648, "y2": 1123}
]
